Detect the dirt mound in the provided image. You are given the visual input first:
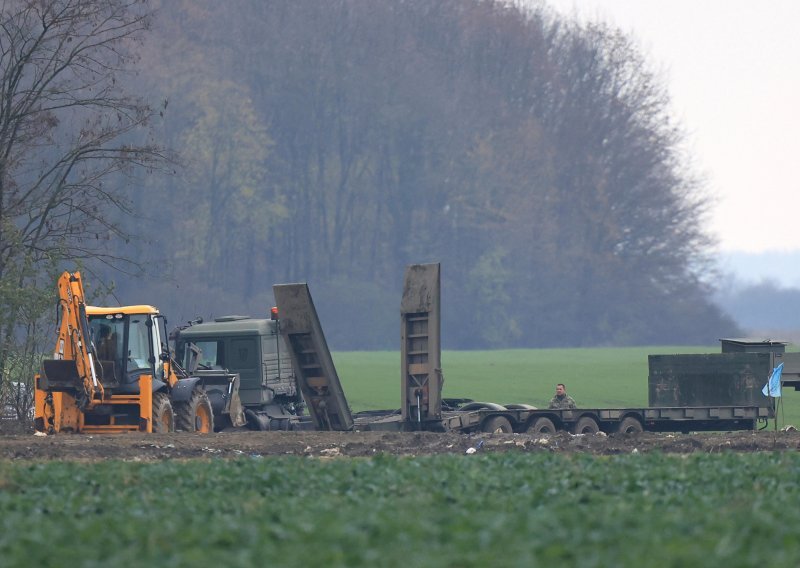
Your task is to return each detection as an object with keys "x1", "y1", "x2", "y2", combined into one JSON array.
[{"x1": 0, "y1": 429, "x2": 798, "y2": 461}]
